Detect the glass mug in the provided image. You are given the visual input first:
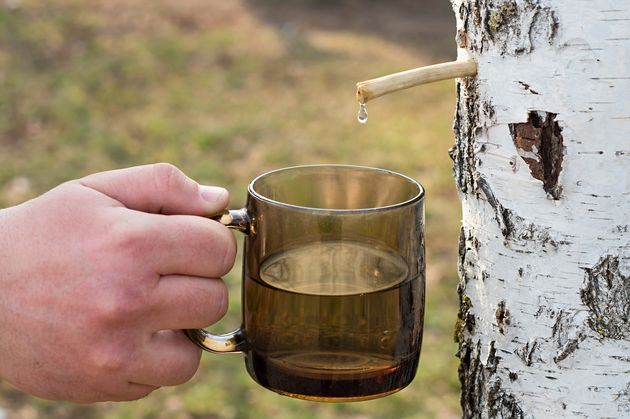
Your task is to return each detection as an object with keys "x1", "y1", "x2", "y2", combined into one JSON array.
[{"x1": 186, "y1": 164, "x2": 425, "y2": 402}]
